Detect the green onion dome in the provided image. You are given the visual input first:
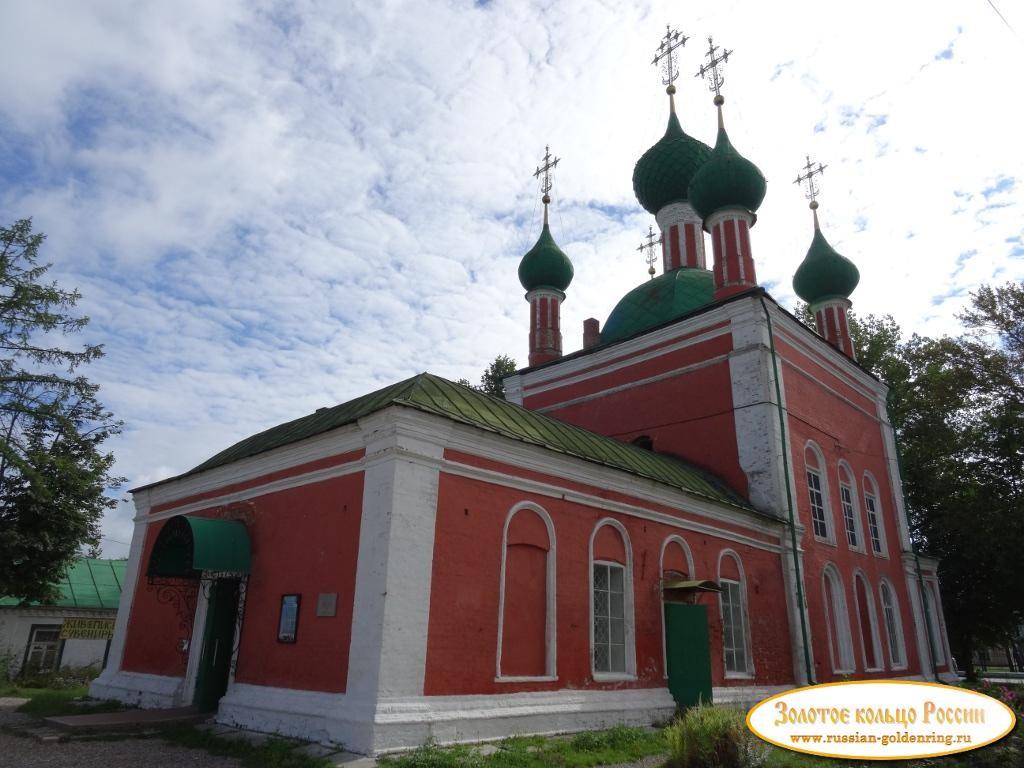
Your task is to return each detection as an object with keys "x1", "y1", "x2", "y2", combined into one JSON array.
[
  {"x1": 601, "y1": 268, "x2": 714, "y2": 343},
  {"x1": 792, "y1": 211, "x2": 860, "y2": 304},
  {"x1": 518, "y1": 220, "x2": 574, "y2": 292},
  {"x1": 632, "y1": 112, "x2": 712, "y2": 215},
  {"x1": 688, "y1": 105, "x2": 766, "y2": 221}
]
